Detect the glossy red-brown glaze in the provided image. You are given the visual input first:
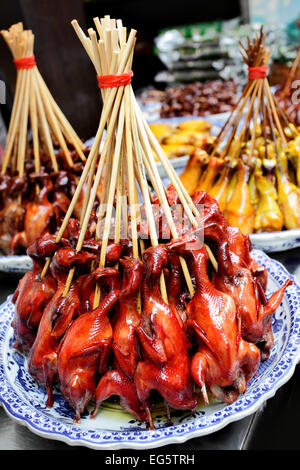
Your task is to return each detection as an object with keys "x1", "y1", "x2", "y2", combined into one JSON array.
[
  {"x1": 92, "y1": 258, "x2": 146, "y2": 421},
  {"x1": 168, "y1": 237, "x2": 261, "y2": 404},
  {"x1": 135, "y1": 246, "x2": 197, "y2": 428},
  {"x1": 12, "y1": 235, "x2": 58, "y2": 351},
  {"x1": 11, "y1": 176, "x2": 54, "y2": 251},
  {"x1": 28, "y1": 247, "x2": 95, "y2": 407},
  {"x1": 57, "y1": 268, "x2": 120, "y2": 422}
]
